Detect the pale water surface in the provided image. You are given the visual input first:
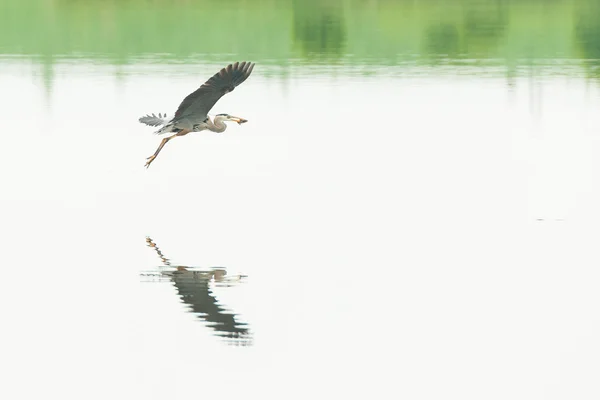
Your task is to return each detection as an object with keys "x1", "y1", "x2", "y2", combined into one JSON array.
[{"x1": 1, "y1": 1, "x2": 599, "y2": 399}]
